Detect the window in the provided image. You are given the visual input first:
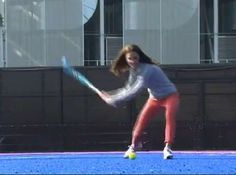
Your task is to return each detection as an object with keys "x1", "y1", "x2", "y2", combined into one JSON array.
[
  {"x1": 84, "y1": 0, "x2": 123, "y2": 66},
  {"x1": 104, "y1": 0, "x2": 122, "y2": 35},
  {"x1": 200, "y1": 0, "x2": 236, "y2": 64}
]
